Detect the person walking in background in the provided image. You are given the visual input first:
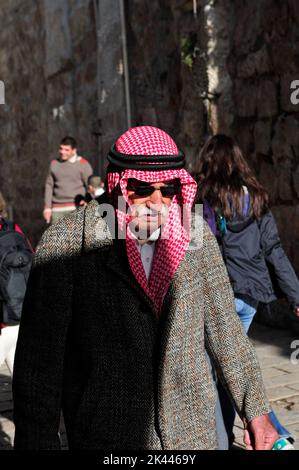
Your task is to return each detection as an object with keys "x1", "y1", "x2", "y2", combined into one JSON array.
[
  {"x1": 13, "y1": 126, "x2": 277, "y2": 450},
  {"x1": 195, "y1": 134, "x2": 299, "y2": 450},
  {"x1": 43, "y1": 136, "x2": 93, "y2": 224},
  {"x1": 0, "y1": 194, "x2": 33, "y2": 375},
  {"x1": 86, "y1": 175, "x2": 105, "y2": 202}
]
